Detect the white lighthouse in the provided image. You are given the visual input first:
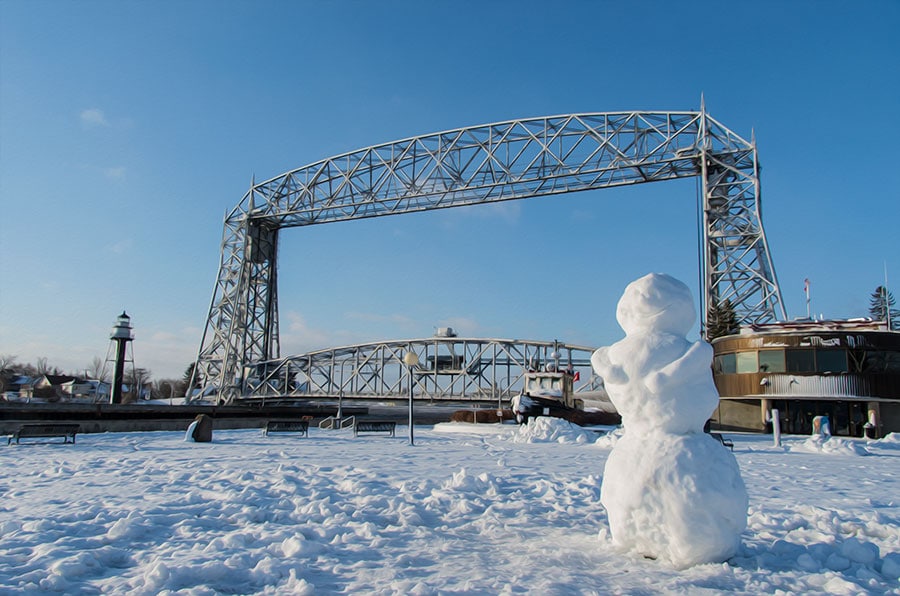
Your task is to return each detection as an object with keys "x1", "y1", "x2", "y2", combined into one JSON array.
[{"x1": 109, "y1": 311, "x2": 134, "y2": 404}]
